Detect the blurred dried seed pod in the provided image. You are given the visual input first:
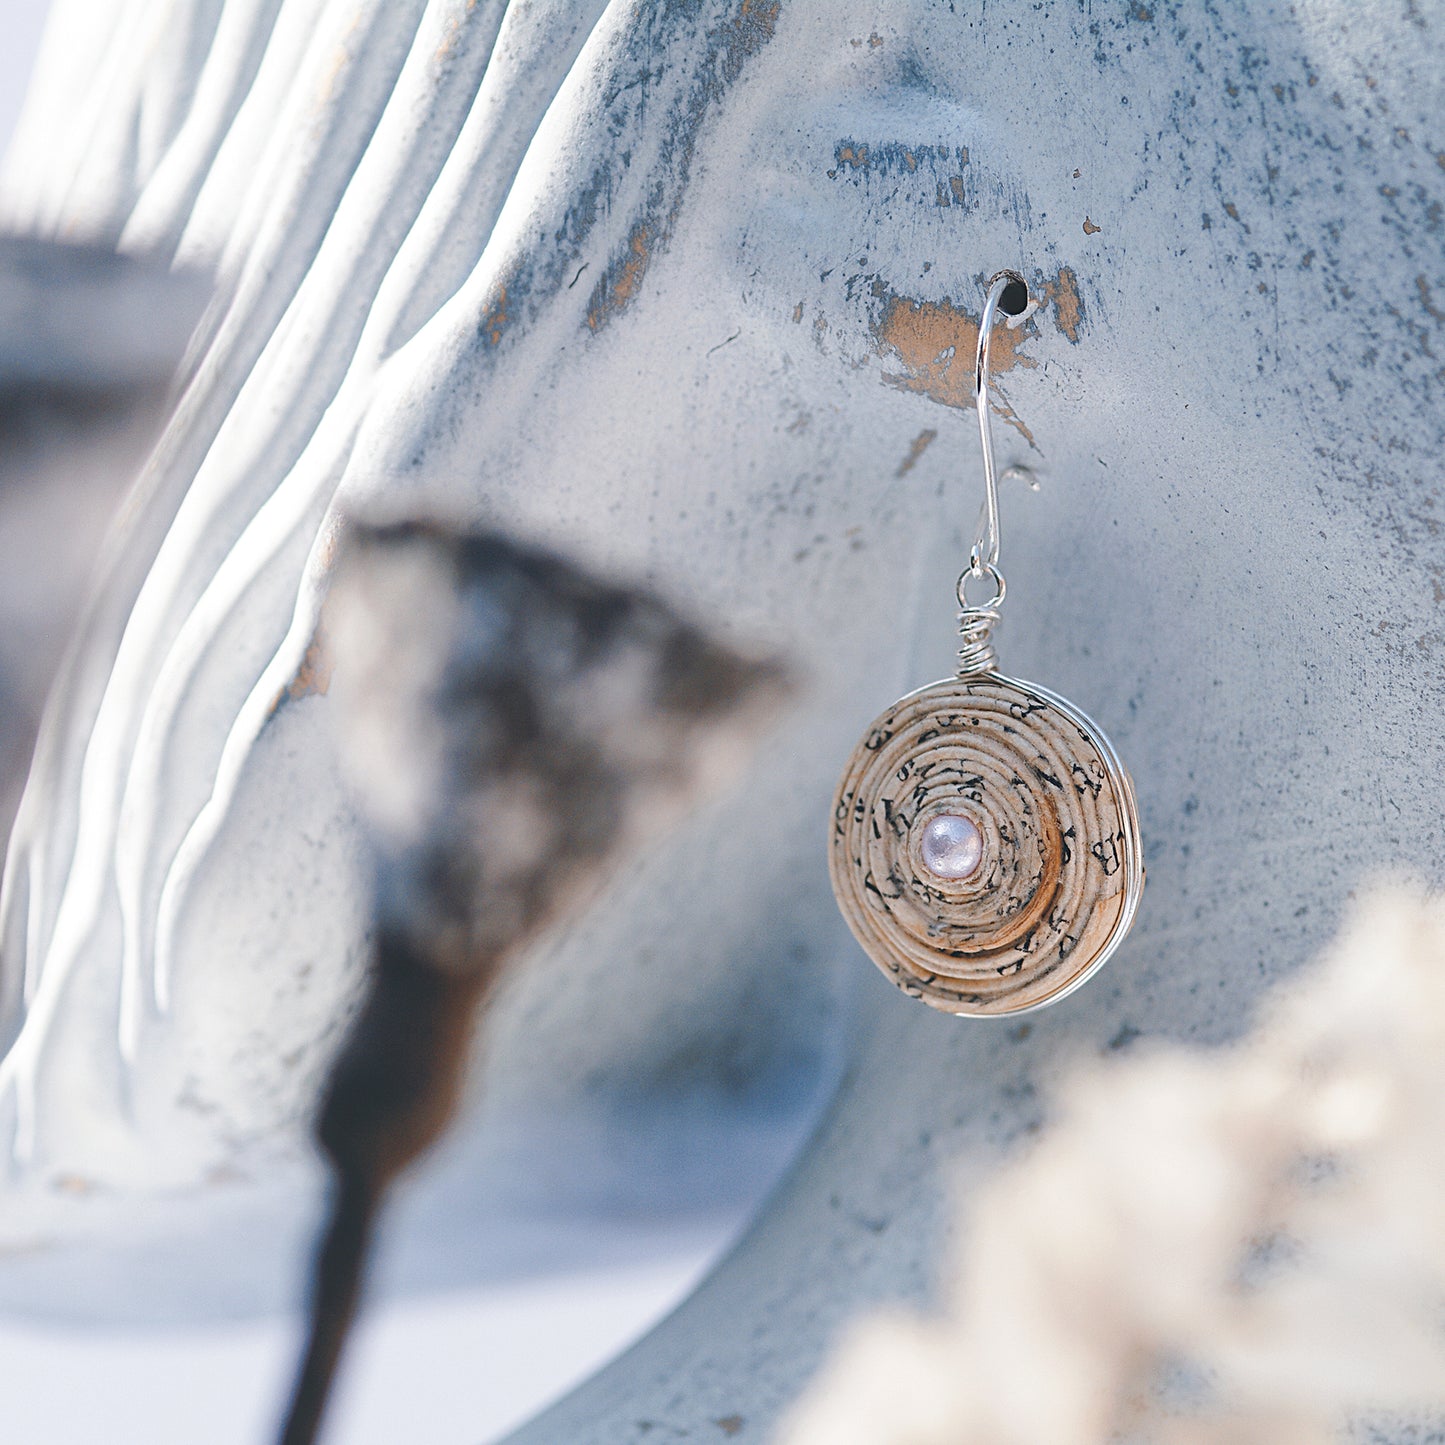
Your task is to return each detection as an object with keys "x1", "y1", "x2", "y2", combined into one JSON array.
[{"x1": 280, "y1": 519, "x2": 792, "y2": 1445}]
